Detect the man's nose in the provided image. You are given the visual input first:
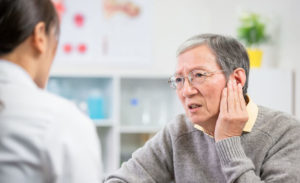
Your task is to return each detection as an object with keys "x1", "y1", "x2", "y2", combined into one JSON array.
[{"x1": 182, "y1": 79, "x2": 197, "y2": 97}]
